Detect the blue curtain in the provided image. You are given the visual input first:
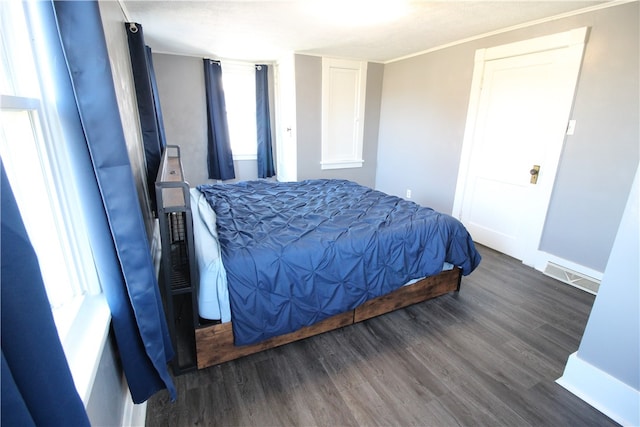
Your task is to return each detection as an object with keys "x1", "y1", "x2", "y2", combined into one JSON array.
[
  {"x1": 22, "y1": 0, "x2": 176, "y2": 404},
  {"x1": 125, "y1": 23, "x2": 166, "y2": 213},
  {"x1": 255, "y1": 64, "x2": 276, "y2": 178},
  {"x1": 1, "y1": 163, "x2": 91, "y2": 427},
  {"x1": 203, "y1": 59, "x2": 236, "y2": 180}
]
